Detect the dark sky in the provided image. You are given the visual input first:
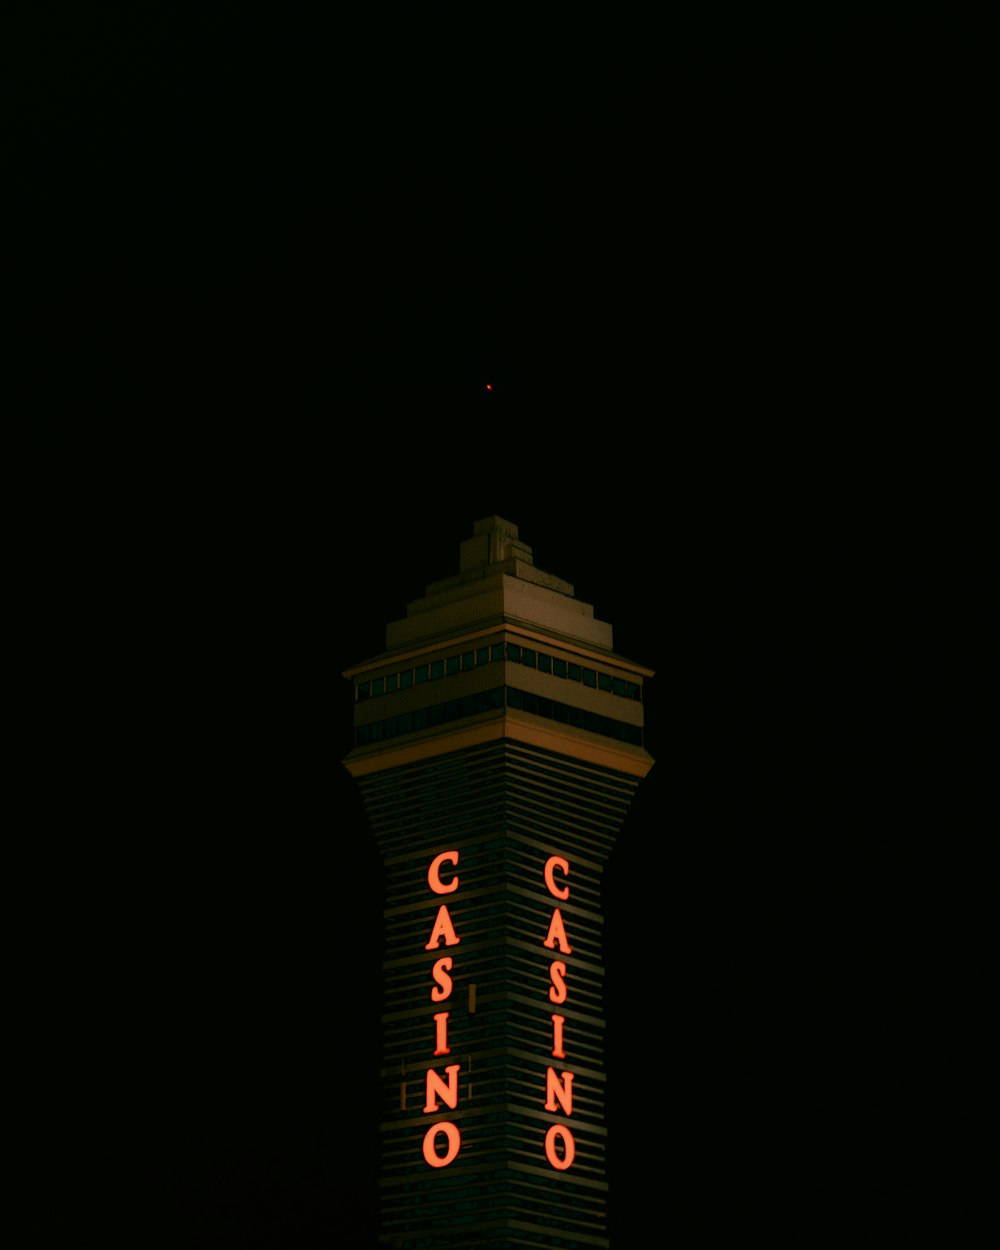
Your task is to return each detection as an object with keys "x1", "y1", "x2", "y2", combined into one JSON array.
[{"x1": 19, "y1": 10, "x2": 984, "y2": 1248}]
